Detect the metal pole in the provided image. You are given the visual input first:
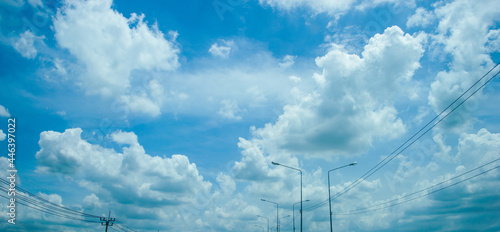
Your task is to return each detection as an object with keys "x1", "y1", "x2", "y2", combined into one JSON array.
[
  {"x1": 258, "y1": 215, "x2": 270, "y2": 232},
  {"x1": 300, "y1": 170, "x2": 303, "y2": 232},
  {"x1": 271, "y1": 162, "x2": 303, "y2": 232},
  {"x1": 292, "y1": 203, "x2": 295, "y2": 232},
  {"x1": 261, "y1": 199, "x2": 278, "y2": 232},
  {"x1": 327, "y1": 162, "x2": 357, "y2": 232},
  {"x1": 328, "y1": 169, "x2": 333, "y2": 232},
  {"x1": 277, "y1": 203, "x2": 279, "y2": 232}
]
